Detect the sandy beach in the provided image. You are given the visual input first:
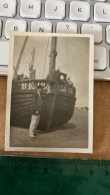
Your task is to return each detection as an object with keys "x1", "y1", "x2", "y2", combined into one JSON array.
[{"x1": 10, "y1": 108, "x2": 88, "y2": 148}]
